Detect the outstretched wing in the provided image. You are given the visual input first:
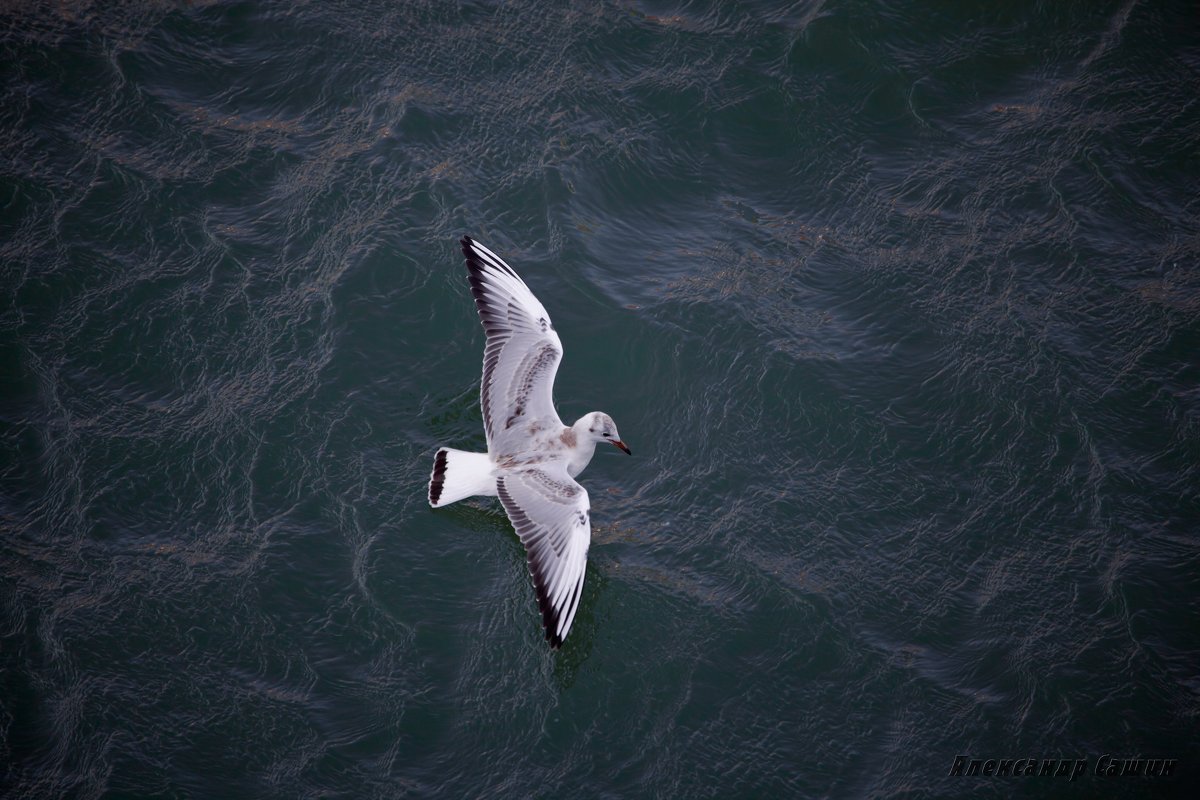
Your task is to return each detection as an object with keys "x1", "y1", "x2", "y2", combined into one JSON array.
[
  {"x1": 462, "y1": 236, "x2": 564, "y2": 453},
  {"x1": 495, "y1": 465, "x2": 591, "y2": 648}
]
